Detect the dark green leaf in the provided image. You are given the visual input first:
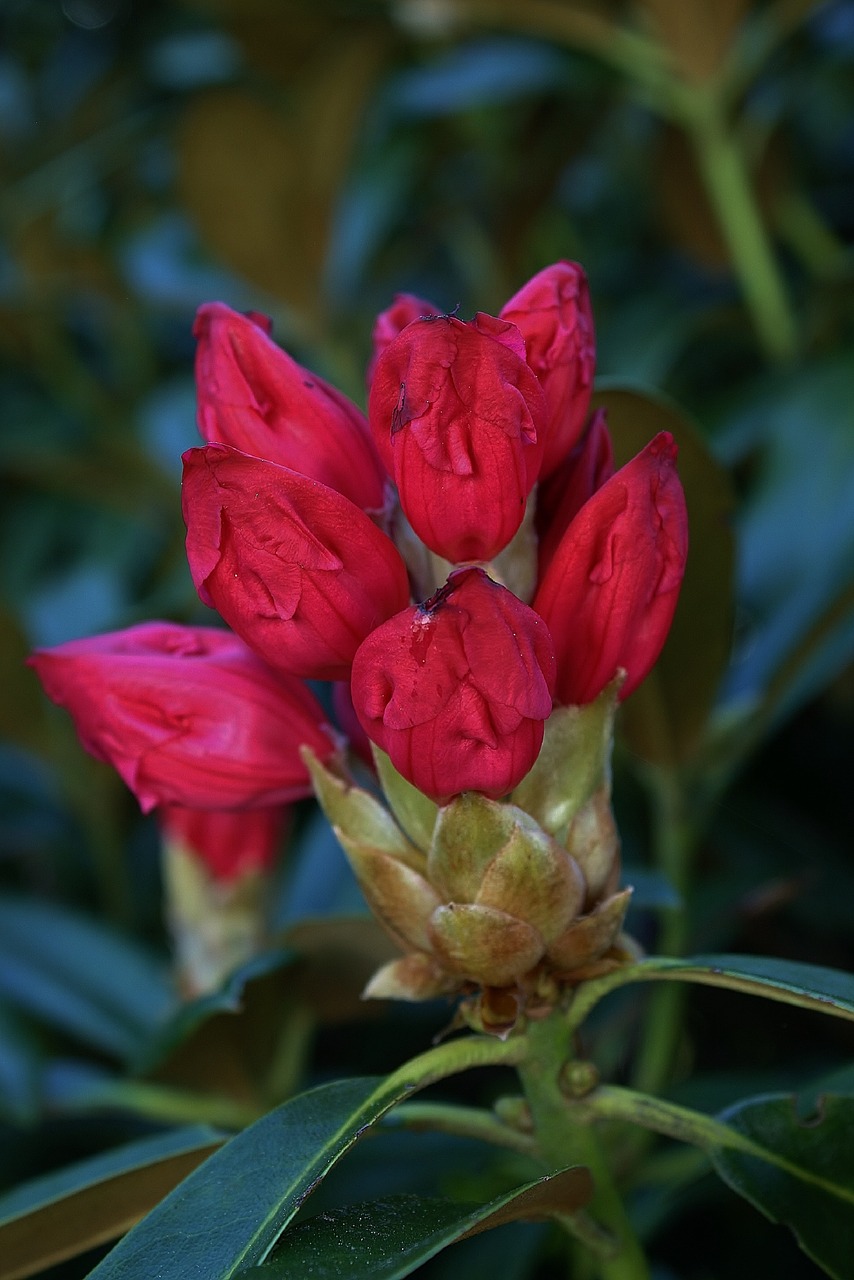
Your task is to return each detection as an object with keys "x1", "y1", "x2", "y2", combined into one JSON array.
[
  {"x1": 593, "y1": 383, "x2": 736, "y2": 765},
  {"x1": 86, "y1": 1076, "x2": 418, "y2": 1279},
  {"x1": 237, "y1": 1168, "x2": 592, "y2": 1280},
  {"x1": 131, "y1": 949, "x2": 296, "y2": 1077},
  {"x1": 712, "y1": 1093, "x2": 854, "y2": 1279},
  {"x1": 0, "y1": 1126, "x2": 223, "y2": 1280},
  {"x1": 607, "y1": 953, "x2": 854, "y2": 1022},
  {"x1": 0, "y1": 897, "x2": 174, "y2": 1061}
]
